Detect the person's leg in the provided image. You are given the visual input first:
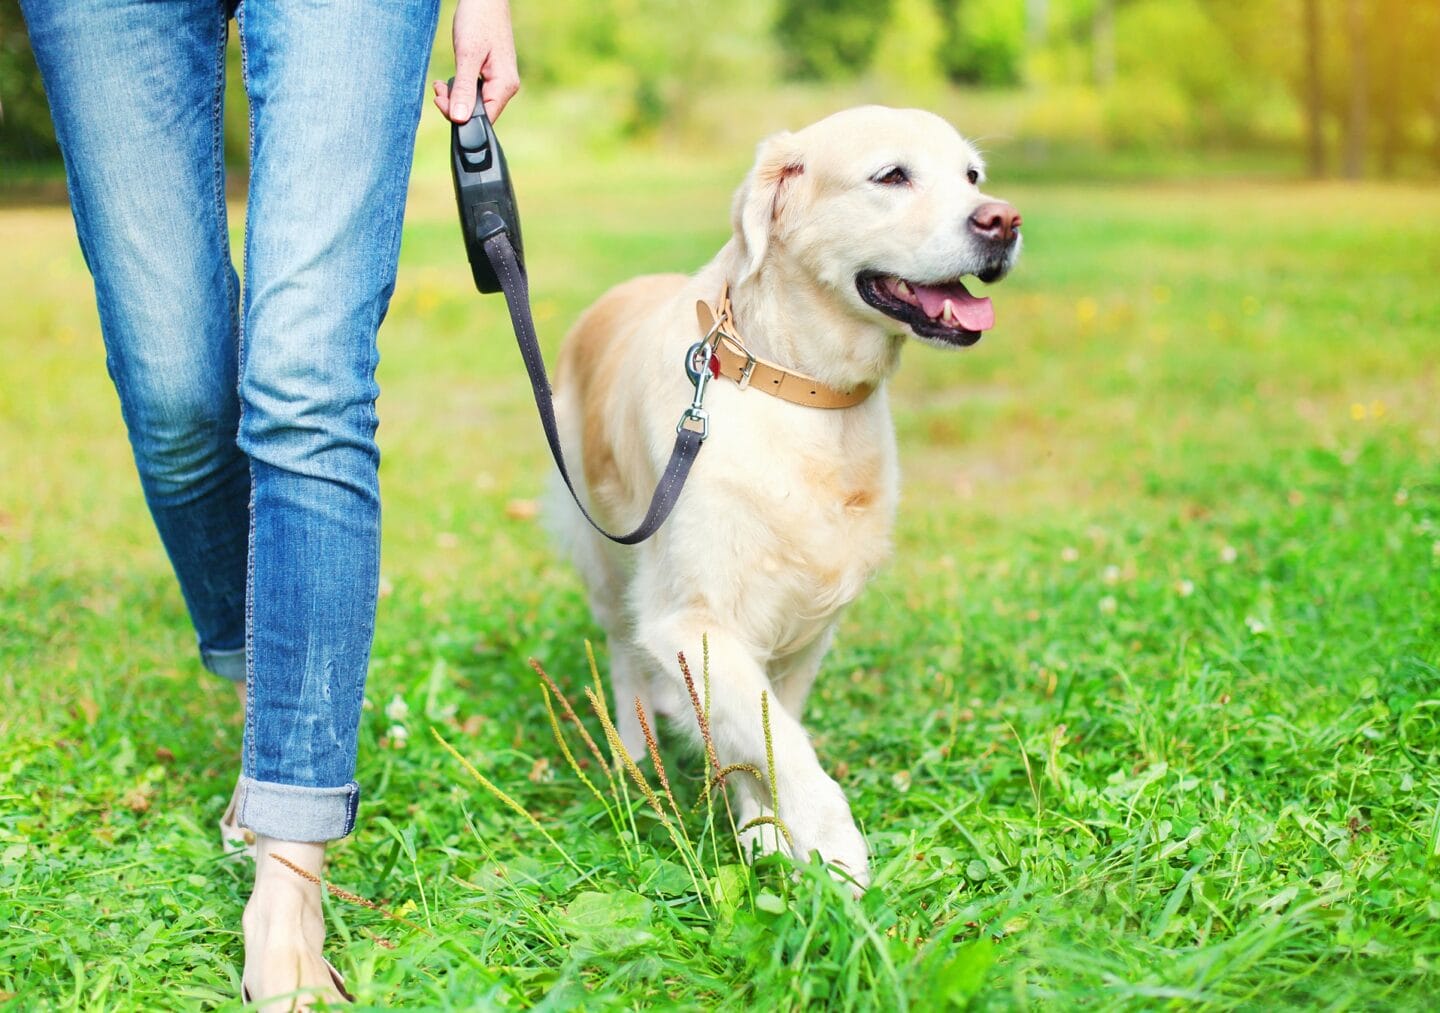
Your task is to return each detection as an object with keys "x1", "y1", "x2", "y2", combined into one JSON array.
[
  {"x1": 20, "y1": 0, "x2": 250, "y2": 683},
  {"x1": 229, "y1": 0, "x2": 439, "y2": 1002},
  {"x1": 231, "y1": 0, "x2": 440, "y2": 841}
]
